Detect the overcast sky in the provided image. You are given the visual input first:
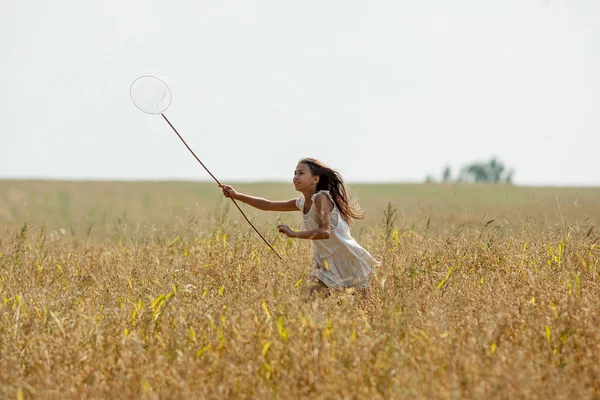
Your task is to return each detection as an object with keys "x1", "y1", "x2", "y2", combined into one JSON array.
[{"x1": 1, "y1": 0, "x2": 598, "y2": 186}]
